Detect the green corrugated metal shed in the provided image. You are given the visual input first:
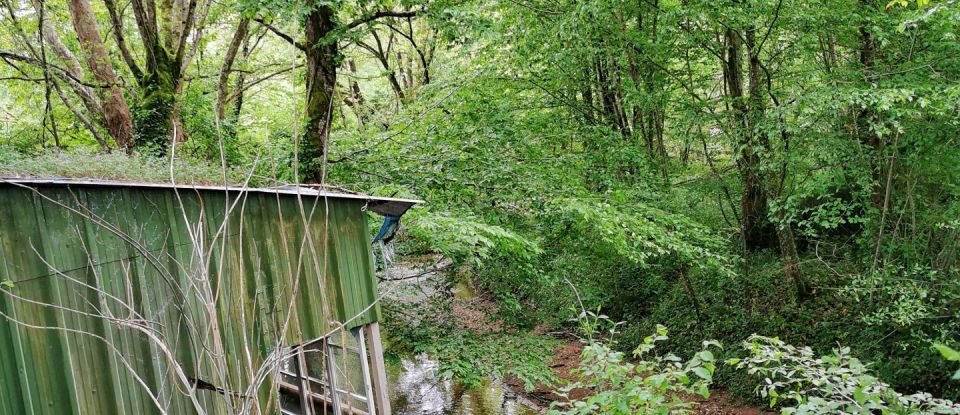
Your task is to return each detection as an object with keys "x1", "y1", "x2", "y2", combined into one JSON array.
[{"x1": 0, "y1": 178, "x2": 417, "y2": 414}]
